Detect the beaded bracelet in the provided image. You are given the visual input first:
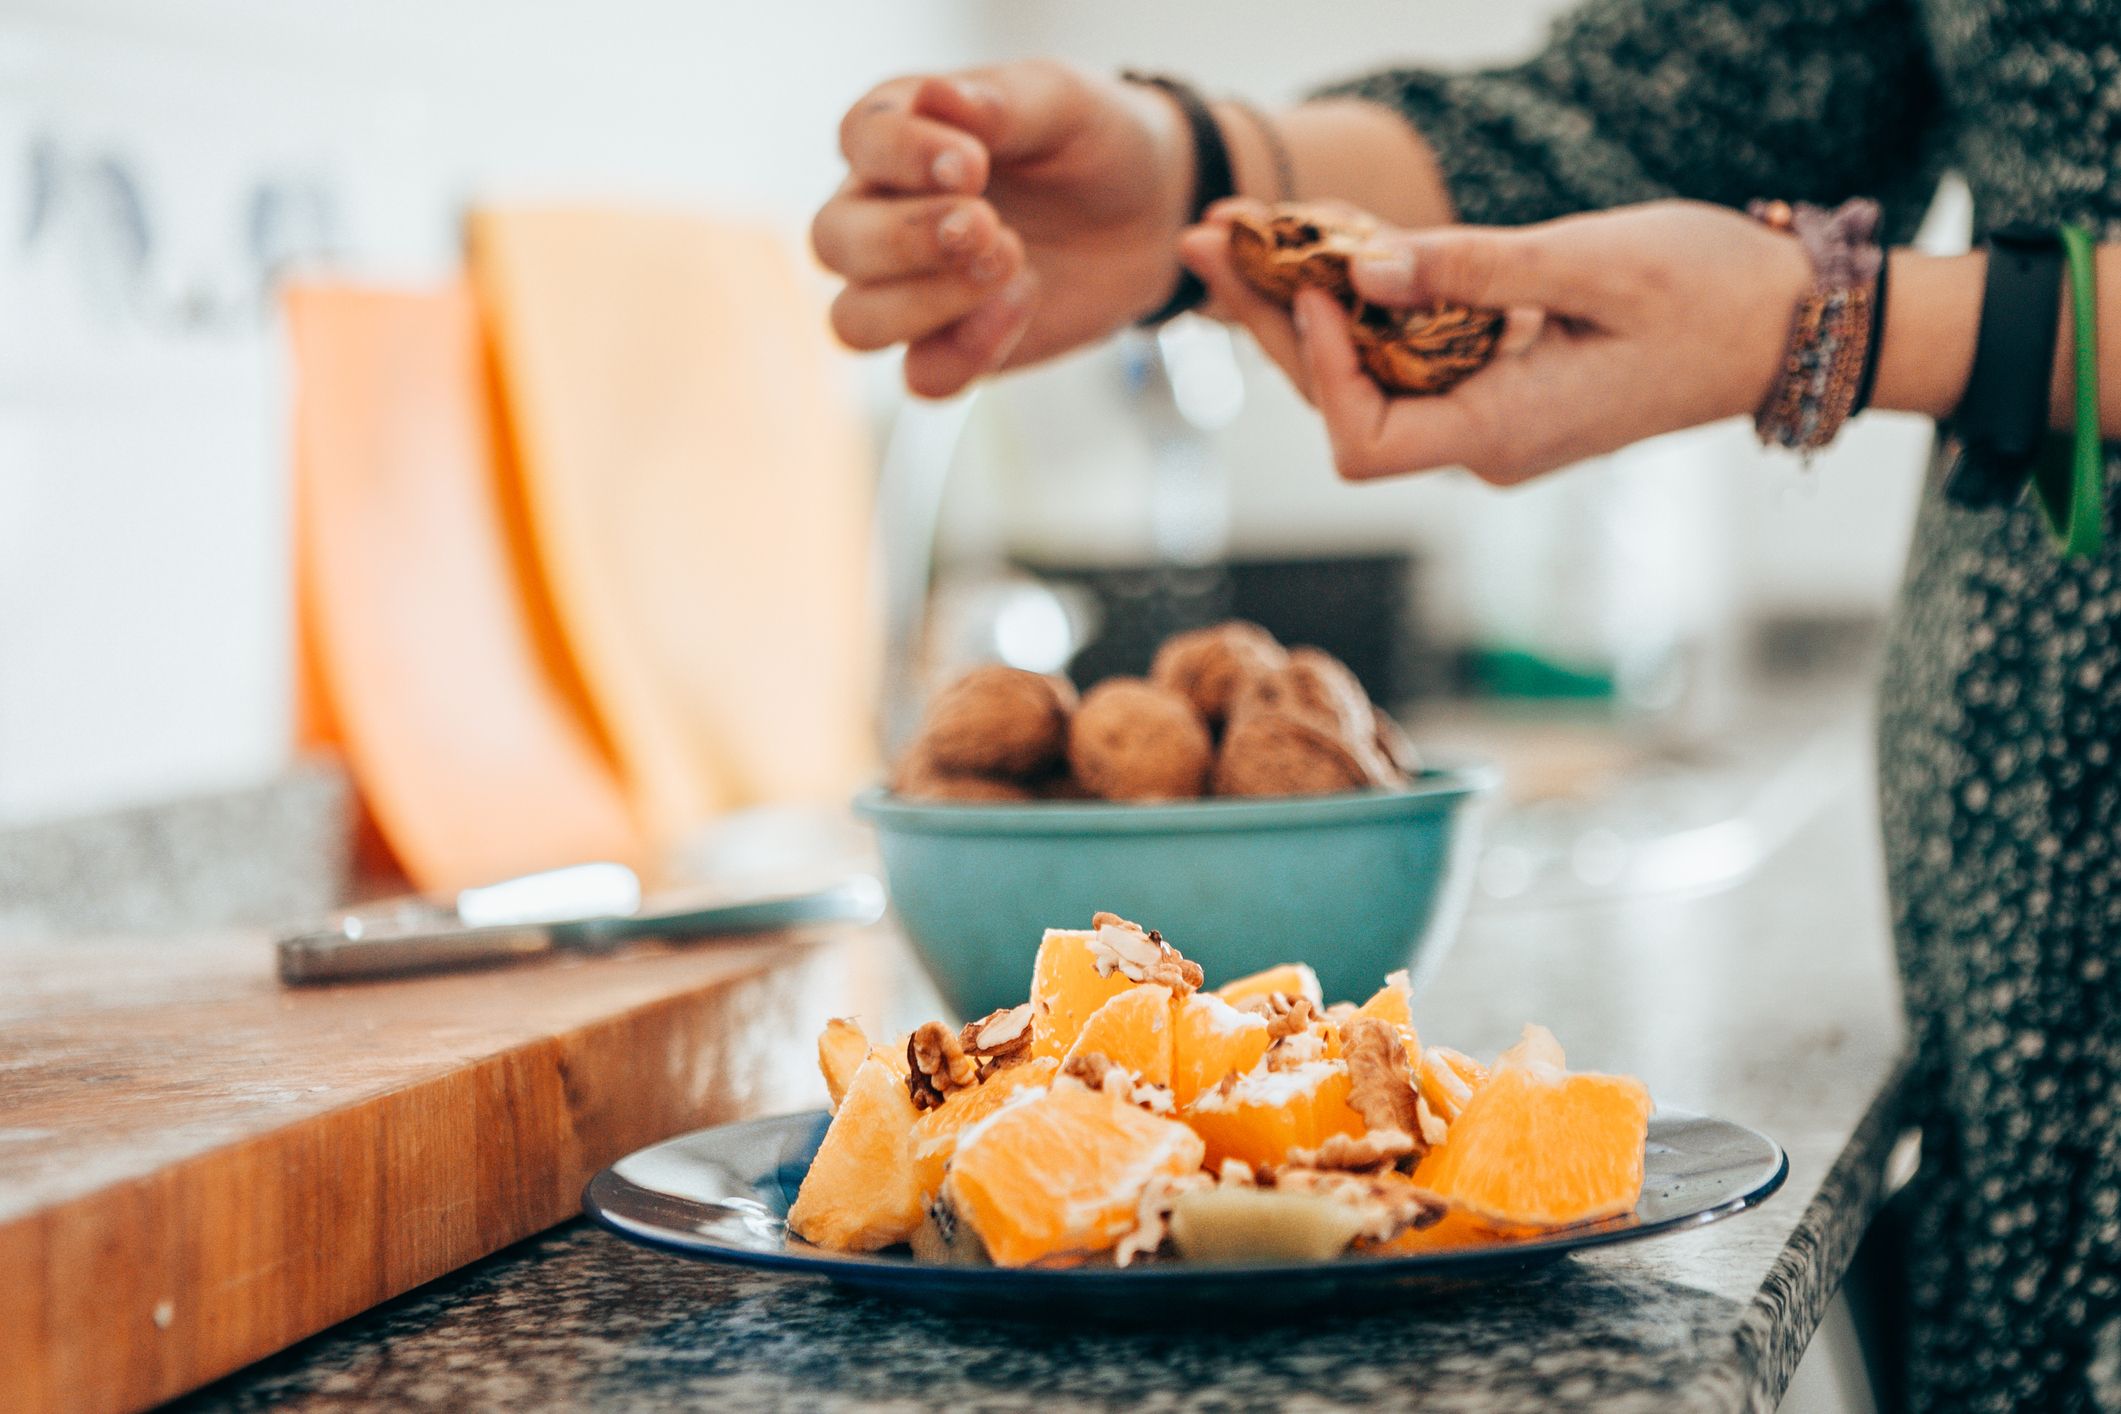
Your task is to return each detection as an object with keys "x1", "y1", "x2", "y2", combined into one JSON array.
[{"x1": 1748, "y1": 198, "x2": 1886, "y2": 455}]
